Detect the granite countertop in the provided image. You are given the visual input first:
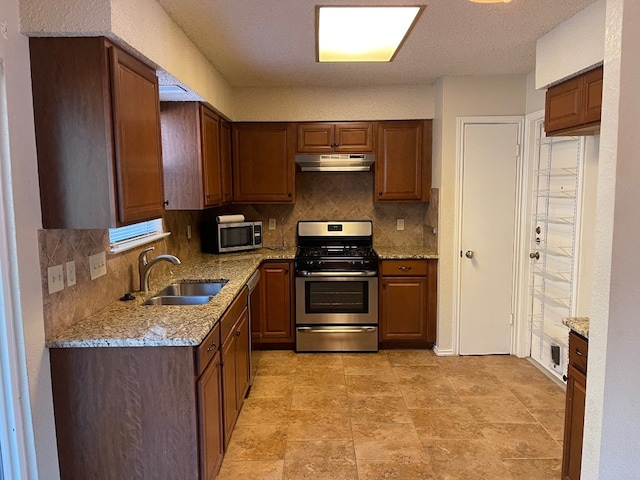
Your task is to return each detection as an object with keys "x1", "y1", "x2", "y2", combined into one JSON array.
[
  {"x1": 375, "y1": 246, "x2": 438, "y2": 259},
  {"x1": 47, "y1": 247, "x2": 296, "y2": 349},
  {"x1": 563, "y1": 317, "x2": 589, "y2": 339}
]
